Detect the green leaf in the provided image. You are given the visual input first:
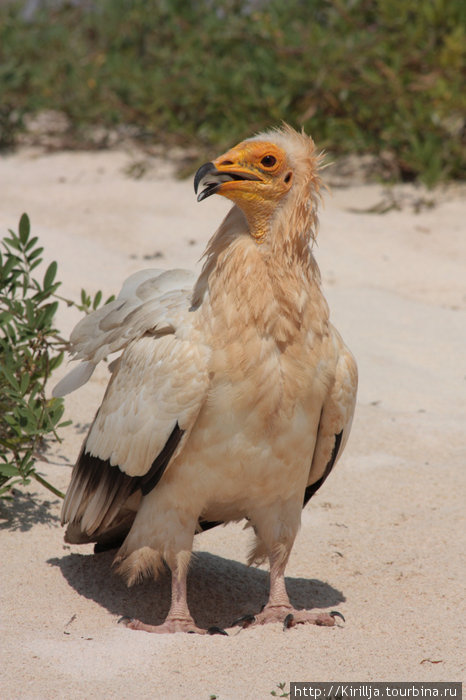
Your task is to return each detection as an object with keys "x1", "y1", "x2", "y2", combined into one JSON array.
[
  {"x1": 0, "y1": 482, "x2": 20, "y2": 497},
  {"x1": 24, "y1": 299, "x2": 35, "y2": 326},
  {"x1": 0, "y1": 311, "x2": 14, "y2": 326},
  {"x1": 0, "y1": 365, "x2": 20, "y2": 391},
  {"x1": 27, "y1": 245, "x2": 44, "y2": 261},
  {"x1": 80, "y1": 288, "x2": 91, "y2": 309},
  {"x1": 29, "y1": 258, "x2": 43, "y2": 271},
  {"x1": 92, "y1": 290, "x2": 102, "y2": 310},
  {"x1": 19, "y1": 450, "x2": 34, "y2": 473},
  {"x1": 0, "y1": 252, "x2": 20, "y2": 279},
  {"x1": 20, "y1": 373, "x2": 30, "y2": 395},
  {"x1": 58, "y1": 419, "x2": 72, "y2": 428},
  {"x1": 43, "y1": 261, "x2": 58, "y2": 290},
  {"x1": 4, "y1": 236, "x2": 22, "y2": 252},
  {"x1": 49, "y1": 352, "x2": 65, "y2": 371},
  {"x1": 24, "y1": 236, "x2": 39, "y2": 252},
  {"x1": 19, "y1": 213, "x2": 30, "y2": 245},
  {"x1": 41, "y1": 300, "x2": 59, "y2": 328},
  {"x1": 0, "y1": 463, "x2": 20, "y2": 477}
]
